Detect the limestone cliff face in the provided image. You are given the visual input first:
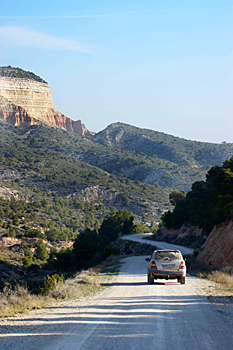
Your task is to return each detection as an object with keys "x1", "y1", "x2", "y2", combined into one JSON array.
[
  {"x1": 0, "y1": 67, "x2": 92, "y2": 136},
  {"x1": 0, "y1": 95, "x2": 38, "y2": 127}
]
